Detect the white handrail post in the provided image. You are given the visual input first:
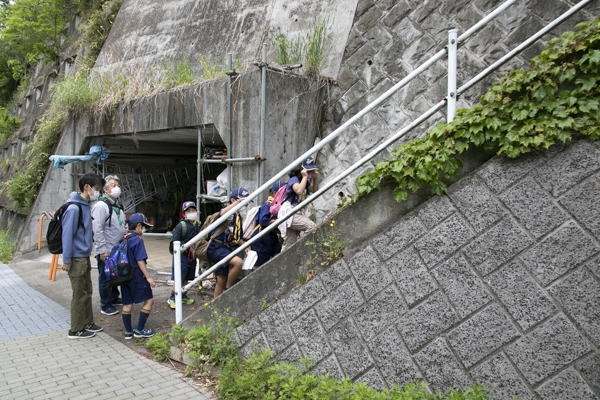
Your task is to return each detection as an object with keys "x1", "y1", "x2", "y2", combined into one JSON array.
[
  {"x1": 173, "y1": 241, "x2": 183, "y2": 324},
  {"x1": 447, "y1": 29, "x2": 458, "y2": 123}
]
